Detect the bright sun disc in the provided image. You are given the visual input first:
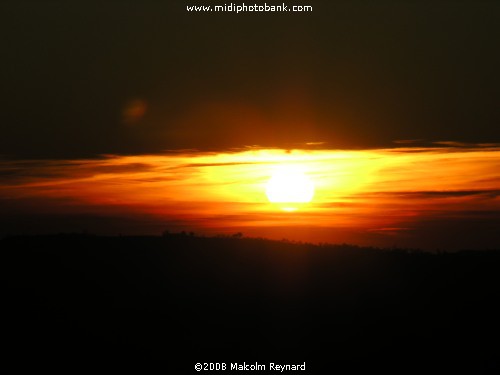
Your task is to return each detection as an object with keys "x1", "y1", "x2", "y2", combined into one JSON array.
[{"x1": 266, "y1": 165, "x2": 315, "y2": 204}]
